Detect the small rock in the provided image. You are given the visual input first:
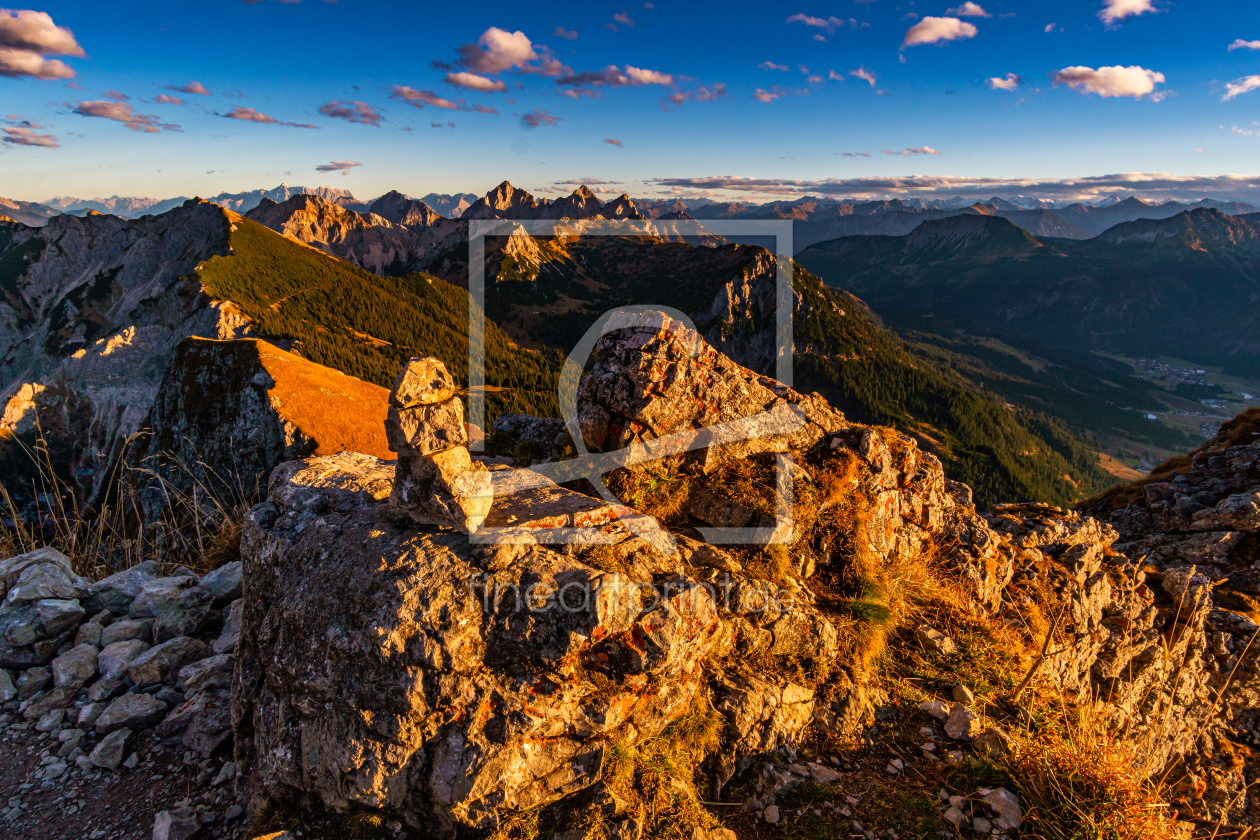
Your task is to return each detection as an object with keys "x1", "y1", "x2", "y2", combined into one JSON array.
[
  {"x1": 99, "y1": 639, "x2": 151, "y2": 681},
  {"x1": 40, "y1": 760, "x2": 68, "y2": 781},
  {"x1": 95, "y1": 693, "x2": 169, "y2": 734},
  {"x1": 35, "y1": 708, "x2": 65, "y2": 732},
  {"x1": 152, "y1": 807, "x2": 200, "y2": 840},
  {"x1": 979, "y1": 787, "x2": 1023, "y2": 831},
  {"x1": 885, "y1": 759, "x2": 904, "y2": 775},
  {"x1": 973, "y1": 816, "x2": 993, "y2": 833},
  {"x1": 199, "y1": 562, "x2": 242, "y2": 607},
  {"x1": 51, "y1": 643, "x2": 99, "y2": 687},
  {"x1": 919, "y1": 700, "x2": 950, "y2": 721},
  {"x1": 211, "y1": 761, "x2": 236, "y2": 786},
  {"x1": 952, "y1": 685, "x2": 975, "y2": 706},
  {"x1": 15, "y1": 667, "x2": 51, "y2": 699},
  {"x1": 87, "y1": 678, "x2": 126, "y2": 703},
  {"x1": 945, "y1": 750, "x2": 965, "y2": 766},
  {"x1": 90, "y1": 727, "x2": 133, "y2": 770},
  {"x1": 945, "y1": 702, "x2": 983, "y2": 741},
  {"x1": 915, "y1": 625, "x2": 957, "y2": 656},
  {"x1": 763, "y1": 805, "x2": 780, "y2": 824},
  {"x1": 973, "y1": 727, "x2": 1014, "y2": 757},
  {"x1": 100, "y1": 619, "x2": 152, "y2": 647},
  {"x1": 125, "y1": 636, "x2": 208, "y2": 687},
  {"x1": 122, "y1": 752, "x2": 139, "y2": 770},
  {"x1": 0, "y1": 668, "x2": 15, "y2": 702}
]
